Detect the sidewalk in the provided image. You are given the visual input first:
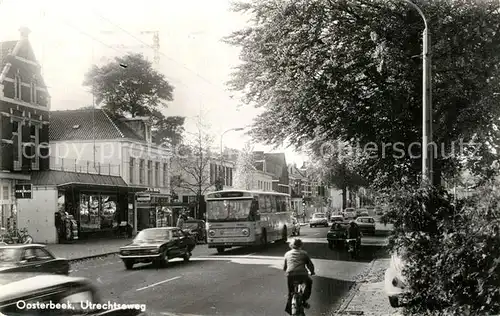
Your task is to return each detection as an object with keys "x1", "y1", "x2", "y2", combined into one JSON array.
[
  {"x1": 44, "y1": 238, "x2": 132, "y2": 261},
  {"x1": 334, "y1": 258, "x2": 402, "y2": 316}
]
